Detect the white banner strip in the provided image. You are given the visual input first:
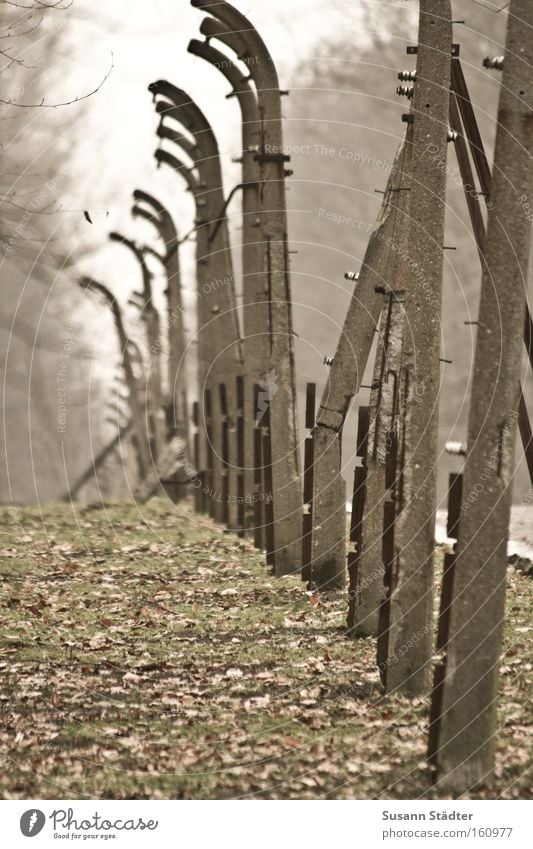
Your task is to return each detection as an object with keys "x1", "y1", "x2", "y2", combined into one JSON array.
[{"x1": 1, "y1": 799, "x2": 531, "y2": 848}]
